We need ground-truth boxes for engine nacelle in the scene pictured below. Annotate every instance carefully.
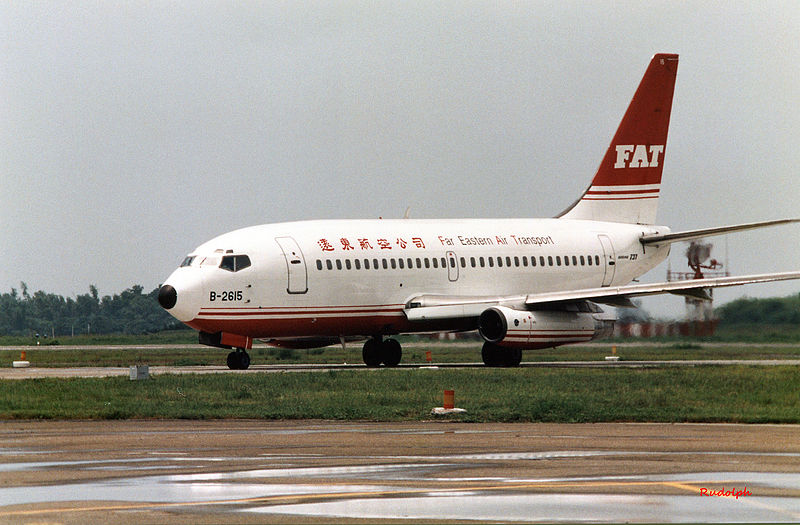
[478,306,533,345]
[478,306,613,349]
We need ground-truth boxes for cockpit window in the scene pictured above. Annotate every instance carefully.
[180,256,196,267]
[220,254,251,272]
[200,256,220,267]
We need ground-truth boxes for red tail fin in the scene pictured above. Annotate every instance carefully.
[560,53,678,224]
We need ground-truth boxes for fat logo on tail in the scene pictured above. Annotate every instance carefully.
[560,53,678,225]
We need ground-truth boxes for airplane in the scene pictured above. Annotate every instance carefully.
[157,53,799,370]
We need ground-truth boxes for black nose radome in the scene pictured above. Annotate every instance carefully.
[158,285,177,309]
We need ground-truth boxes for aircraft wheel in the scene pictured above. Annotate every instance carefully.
[481,343,521,367]
[227,349,251,370]
[505,348,522,367]
[238,350,251,370]
[226,351,239,370]
[381,338,402,367]
[362,338,383,367]
[481,342,502,367]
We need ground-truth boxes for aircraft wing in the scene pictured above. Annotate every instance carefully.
[404,271,800,321]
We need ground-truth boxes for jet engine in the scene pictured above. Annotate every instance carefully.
[478,305,613,349]
[478,306,534,346]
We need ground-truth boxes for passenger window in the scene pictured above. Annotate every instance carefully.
[479,257,485,267]
[497,257,503,268]
[488,257,494,268]
[572,256,578,266]
[564,256,570,266]
[432,258,438,269]
[424,258,430,269]
[219,254,251,272]
[416,258,422,269]
[398,258,404,269]
[336,259,342,270]
[580,255,585,266]
[364,259,370,270]
[547,256,553,266]
[460,257,466,268]
[441,257,447,268]
[540,256,545,266]
[382,259,388,269]
[587,255,592,266]
[407,258,413,269]
[391,259,397,269]
[470,257,476,268]
[316,260,323,270]
[595,255,601,265]
[326,260,333,270]
[514,256,520,267]
[345,259,352,270]
[355,259,361,270]
[556,256,561,266]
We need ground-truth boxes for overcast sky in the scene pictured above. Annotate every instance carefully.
[2,1,798,318]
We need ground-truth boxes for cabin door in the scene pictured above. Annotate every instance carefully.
[598,234,616,287]
[446,251,459,282]
[275,237,308,294]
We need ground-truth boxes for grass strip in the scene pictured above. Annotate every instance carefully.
[1,366,798,423]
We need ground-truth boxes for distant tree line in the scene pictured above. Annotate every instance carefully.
[716,294,800,325]
[618,295,800,325]
[1,282,797,338]
[0,283,180,337]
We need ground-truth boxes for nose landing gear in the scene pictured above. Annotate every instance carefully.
[226,348,251,370]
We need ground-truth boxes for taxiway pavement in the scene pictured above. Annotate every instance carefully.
[1,420,799,523]
[3,359,800,380]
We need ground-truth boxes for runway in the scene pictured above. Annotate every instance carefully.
[1,420,799,523]
[2,359,800,379]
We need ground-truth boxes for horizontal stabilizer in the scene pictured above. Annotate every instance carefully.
[641,218,800,245]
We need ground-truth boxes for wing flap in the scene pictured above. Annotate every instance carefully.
[404,294,526,321]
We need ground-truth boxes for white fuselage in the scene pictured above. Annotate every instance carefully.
[163,218,671,341]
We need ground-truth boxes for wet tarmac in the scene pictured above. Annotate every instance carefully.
[1,420,799,523]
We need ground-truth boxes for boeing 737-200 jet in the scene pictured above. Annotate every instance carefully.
[158,53,799,369]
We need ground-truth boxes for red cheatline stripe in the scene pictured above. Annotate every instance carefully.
[199,305,405,317]
[200,303,403,312]
[585,188,660,195]
[582,195,659,201]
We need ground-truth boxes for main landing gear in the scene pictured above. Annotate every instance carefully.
[226,348,251,370]
[362,337,402,367]
[481,342,522,367]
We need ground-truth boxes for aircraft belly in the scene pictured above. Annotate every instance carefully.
[190,305,473,338]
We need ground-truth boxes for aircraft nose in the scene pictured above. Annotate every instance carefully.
[158,284,178,310]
